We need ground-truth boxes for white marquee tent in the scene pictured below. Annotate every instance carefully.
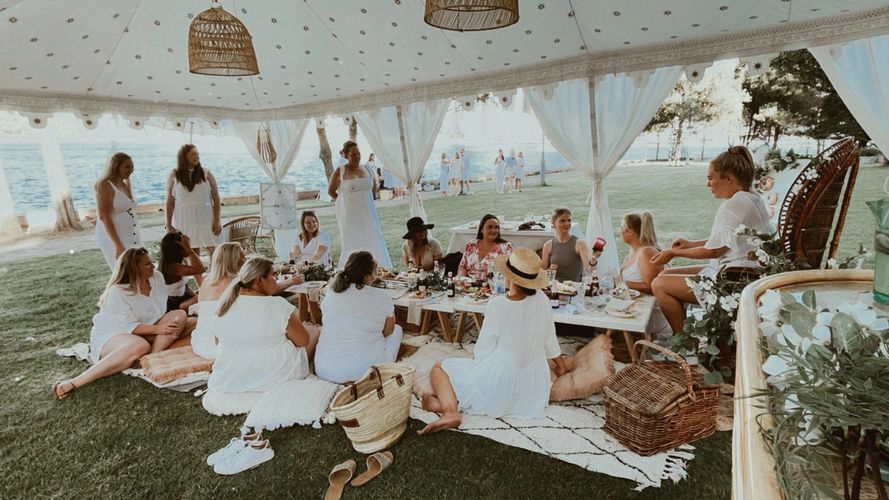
[1,0,888,269]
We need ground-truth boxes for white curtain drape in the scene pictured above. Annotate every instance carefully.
[0,158,22,237]
[232,119,309,259]
[356,99,449,220]
[524,68,682,274]
[810,35,889,156]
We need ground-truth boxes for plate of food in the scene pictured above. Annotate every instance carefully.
[408,290,431,300]
[377,267,397,279]
[553,282,578,296]
[627,289,641,299]
[606,308,636,318]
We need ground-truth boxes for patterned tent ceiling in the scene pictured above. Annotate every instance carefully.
[1,0,888,122]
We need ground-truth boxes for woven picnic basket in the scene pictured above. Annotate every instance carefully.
[329,363,416,454]
[603,340,720,456]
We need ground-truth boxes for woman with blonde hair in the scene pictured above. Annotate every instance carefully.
[619,211,671,336]
[540,208,599,282]
[94,152,142,269]
[205,256,319,402]
[191,242,245,360]
[650,146,771,333]
[52,248,186,400]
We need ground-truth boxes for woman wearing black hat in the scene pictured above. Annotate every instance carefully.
[401,217,444,271]
[417,248,567,435]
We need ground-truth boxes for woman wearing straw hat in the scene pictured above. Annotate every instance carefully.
[418,248,568,434]
[401,216,444,272]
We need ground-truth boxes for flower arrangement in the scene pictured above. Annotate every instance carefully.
[757,289,889,500]
[755,148,804,182]
[673,227,800,384]
[301,262,334,282]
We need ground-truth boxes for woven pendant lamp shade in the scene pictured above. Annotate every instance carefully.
[256,123,278,165]
[188,5,259,76]
[424,0,519,32]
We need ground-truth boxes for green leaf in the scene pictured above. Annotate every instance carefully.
[706,344,721,356]
[802,290,816,310]
[703,371,723,385]
[830,313,863,354]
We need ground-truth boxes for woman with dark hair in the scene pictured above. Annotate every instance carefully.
[327,141,392,269]
[458,214,513,280]
[650,145,771,333]
[401,216,444,271]
[165,144,222,257]
[418,248,566,434]
[53,248,186,400]
[290,211,331,266]
[314,251,402,384]
[158,231,205,311]
[95,152,142,270]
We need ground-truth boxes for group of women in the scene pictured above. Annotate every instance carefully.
[60,144,769,446]
[493,149,526,194]
[438,149,472,196]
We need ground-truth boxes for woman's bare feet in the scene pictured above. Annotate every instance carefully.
[52,380,77,400]
[417,413,461,435]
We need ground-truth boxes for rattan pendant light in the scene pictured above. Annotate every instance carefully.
[188,2,259,76]
[424,0,519,32]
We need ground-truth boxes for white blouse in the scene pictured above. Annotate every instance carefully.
[704,190,771,271]
[89,270,168,363]
[294,230,332,266]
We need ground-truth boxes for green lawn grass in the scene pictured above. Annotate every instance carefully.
[1,163,883,498]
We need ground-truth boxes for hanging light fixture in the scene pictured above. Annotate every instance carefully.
[188,1,259,76]
[424,0,519,32]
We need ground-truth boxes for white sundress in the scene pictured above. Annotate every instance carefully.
[95,181,142,270]
[699,190,772,279]
[438,160,450,190]
[335,166,392,269]
[294,230,332,267]
[89,270,167,363]
[171,176,221,249]
[190,299,219,360]
[441,292,561,419]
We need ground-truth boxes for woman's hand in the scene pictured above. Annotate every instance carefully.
[155,322,180,336]
[650,249,674,266]
[548,264,558,271]
[114,243,126,258]
[179,234,192,251]
[212,220,222,236]
[671,238,691,249]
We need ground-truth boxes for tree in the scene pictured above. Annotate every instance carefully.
[741,49,869,148]
[316,119,334,180]
[347,115,358,143]
[646,78,721,164]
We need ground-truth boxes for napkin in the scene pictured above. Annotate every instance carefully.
[606,298,634,313]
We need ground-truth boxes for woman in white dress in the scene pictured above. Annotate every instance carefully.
[618,212,671,337]
[438,152,450,195]
[95,152,142,270]
[327,141,392,269]
[494,150,506,194]
[315,251,403,384]
[191,242,245,360]
[165,144,222,257]
[418,248,567,434]
[52,248,187,400]
[289,210,331,266]
[651,146,771,333]
[515,151,526,192]
[205,256,319,401]
[450,150,463,195]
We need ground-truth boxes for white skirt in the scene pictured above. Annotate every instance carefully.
[173,203,221,248]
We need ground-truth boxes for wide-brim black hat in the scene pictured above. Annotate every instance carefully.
[402,216,435,239]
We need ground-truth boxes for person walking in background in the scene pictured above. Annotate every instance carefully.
[505,149,518,193]
[438,152,451,196]
[95,152,142,270]
[515,151,526,193]
[460,148,472,195]
[494,149,506,194]
[450,150,463,195]
[165,144,222,258]
[327,140,392,269]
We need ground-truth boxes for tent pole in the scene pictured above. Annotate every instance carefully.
[539,129,546,186]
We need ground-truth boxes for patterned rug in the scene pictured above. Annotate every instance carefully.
[402,336,696,490]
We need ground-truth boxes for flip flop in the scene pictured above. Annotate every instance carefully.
[52,380,77,401]
[324,459,356,500]
[350,451,394,487]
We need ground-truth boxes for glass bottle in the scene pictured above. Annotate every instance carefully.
[446,272,455,298]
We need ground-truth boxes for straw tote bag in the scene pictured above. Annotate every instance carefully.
[329,363,416,454]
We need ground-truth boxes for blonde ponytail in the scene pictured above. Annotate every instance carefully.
[639,211,659,248]
[216,256,273,317]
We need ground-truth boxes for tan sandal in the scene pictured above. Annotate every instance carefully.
[52,380,77,401]
[351,451,393,487]
[324,459,356,500]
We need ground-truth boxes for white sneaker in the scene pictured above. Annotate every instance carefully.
[213,440,275,475]
[207,437,248,466]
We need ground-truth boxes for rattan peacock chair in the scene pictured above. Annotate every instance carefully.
[222,215,261,253]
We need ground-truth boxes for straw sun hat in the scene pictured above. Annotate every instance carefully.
[494,248,549,289]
